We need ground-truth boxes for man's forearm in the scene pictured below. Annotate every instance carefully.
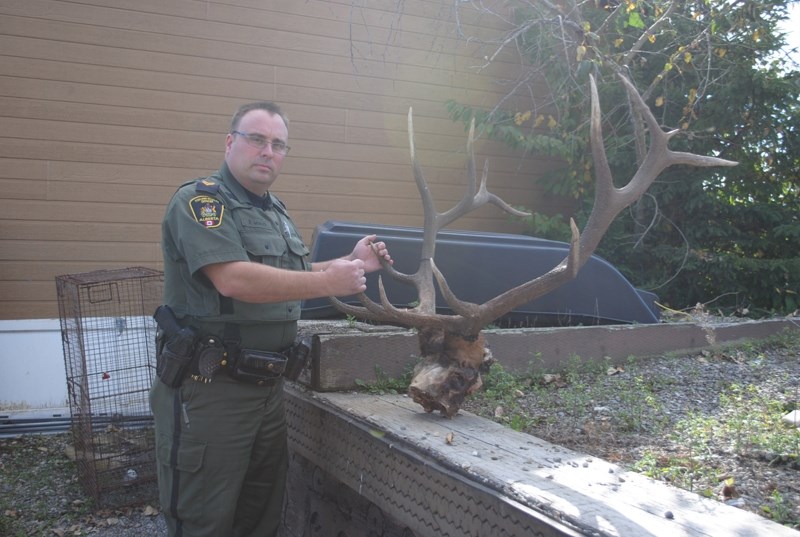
[310,254,352,274]
[202,261,331,303]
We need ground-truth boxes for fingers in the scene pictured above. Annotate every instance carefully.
[369,240,393,264]
[326,258,367,295]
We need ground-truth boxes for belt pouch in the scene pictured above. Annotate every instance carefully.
[230,349,287,384]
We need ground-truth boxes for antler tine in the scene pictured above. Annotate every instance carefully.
[440,122,531,229]
[429,259,480,318]
[462,74,736,331]
[408,108,439,245]
[580,73,737,254]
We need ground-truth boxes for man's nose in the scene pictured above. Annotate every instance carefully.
[260,142,275,156]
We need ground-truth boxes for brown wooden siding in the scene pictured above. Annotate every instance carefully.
[0,0,571,320]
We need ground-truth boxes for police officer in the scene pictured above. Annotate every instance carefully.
[150,101,392,537]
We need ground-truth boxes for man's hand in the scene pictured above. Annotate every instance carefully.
[322,259,367,296]
[350,234,392,273]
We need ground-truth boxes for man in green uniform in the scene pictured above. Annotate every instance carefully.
[150,101,392,537]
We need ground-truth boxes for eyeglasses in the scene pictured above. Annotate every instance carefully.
[231,131,291,155]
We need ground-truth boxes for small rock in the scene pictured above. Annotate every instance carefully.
[781,410,800,427]
[725,498,747,508]
[664,511,674,520]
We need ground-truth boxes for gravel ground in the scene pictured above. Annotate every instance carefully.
[463,328,800,530]
[2,324,798,535]
[0,432,167,536]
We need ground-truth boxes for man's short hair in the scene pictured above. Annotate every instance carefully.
[230,102,289,132]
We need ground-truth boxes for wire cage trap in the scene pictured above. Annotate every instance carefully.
[56,267,163,507]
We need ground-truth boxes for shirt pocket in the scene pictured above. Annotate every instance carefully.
[241,232,287,266]
[285,236,310,257]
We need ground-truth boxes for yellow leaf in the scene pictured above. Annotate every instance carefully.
[648,34,656,44]
[534,115,545,128]
[681,122,689,130]
[547,116,557,129]
[753,29,761,42]
[614,38,625,48]
[684,52,692,64]
[655,96,664,107]
[716,47,727,58]
[514,110,531,126]
[576,45,587,62]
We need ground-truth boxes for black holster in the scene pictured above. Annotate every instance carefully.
[284,338,311,381]
[155,328,199,388]
[153,305,198,388]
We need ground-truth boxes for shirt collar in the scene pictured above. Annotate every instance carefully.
[219,162,273,209]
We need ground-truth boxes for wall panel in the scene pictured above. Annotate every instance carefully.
[0,0,564,319]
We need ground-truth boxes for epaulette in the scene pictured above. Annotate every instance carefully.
[195,178,221,195]
[272,195,289,216]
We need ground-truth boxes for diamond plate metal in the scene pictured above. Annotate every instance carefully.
[285,386,585,537]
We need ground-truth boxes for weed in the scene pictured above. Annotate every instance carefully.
[354,365,414,395]
[763,489,800,526]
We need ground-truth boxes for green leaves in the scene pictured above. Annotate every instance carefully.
[627,11,646,29]
[445,0,799,315]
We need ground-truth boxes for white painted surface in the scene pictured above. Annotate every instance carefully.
[0,319,68,409]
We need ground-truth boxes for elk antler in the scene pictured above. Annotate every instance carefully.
[330,109,530,327]
[332,74,737,337]
[332,73,737,416]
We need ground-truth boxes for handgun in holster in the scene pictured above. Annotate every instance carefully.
[153,305,199,388]
[284,337,311,381]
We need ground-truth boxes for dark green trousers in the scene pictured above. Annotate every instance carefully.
[150,375,288,537]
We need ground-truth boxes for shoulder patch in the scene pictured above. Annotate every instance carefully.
[195,178,221,195]
[189,196,224,228]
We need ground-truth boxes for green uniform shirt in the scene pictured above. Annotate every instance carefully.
[161,162,310,351]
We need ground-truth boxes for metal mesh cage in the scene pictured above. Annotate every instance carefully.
[55,267,163,508]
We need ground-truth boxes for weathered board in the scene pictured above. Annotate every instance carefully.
[295,388,798,537]
[303,318,798,391]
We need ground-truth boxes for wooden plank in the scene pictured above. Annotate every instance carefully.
[310,390,799,537]
[0,95,226,133]
[0,240,160,263]
[306,320,800,390]
[0,260,150,282]
[0,76,250,120]
[3,199,166,224]
[0,56,278,105]
[0,220,160,243]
